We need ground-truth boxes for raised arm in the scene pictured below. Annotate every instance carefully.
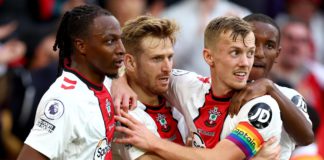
[111,74,138,115]
[115,111,279,160]
[229,78,314,145]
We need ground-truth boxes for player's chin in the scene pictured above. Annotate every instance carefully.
[232,82,247,90]
[106,71,119,79]
[250,69,264,80]
[155,86,168,94]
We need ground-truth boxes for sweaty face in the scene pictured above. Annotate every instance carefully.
[134,37,173,96]
[249,21,280,81]
[210,31,255,91]
[86,15,125,78]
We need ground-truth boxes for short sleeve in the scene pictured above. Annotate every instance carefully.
[25,94,73,159]
[225,95,282,159]
[165,69,210,116]
[124,106,160,160]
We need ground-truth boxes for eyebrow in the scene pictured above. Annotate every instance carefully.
[94,32,121,39]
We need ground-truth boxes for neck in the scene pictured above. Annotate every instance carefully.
[70,56,105,84]
[127,75,160,106]
[210,73,233,97]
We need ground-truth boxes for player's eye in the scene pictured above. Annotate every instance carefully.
[106,39,116,45]
[230,50,239,57]
[153,57,163,62]
[265,43,275,50]
[247,50,255,58]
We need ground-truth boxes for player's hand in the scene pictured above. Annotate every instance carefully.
[114,111,159,151]
[229,78,272,117]
[251,137,280,160]
[111,75,137,116]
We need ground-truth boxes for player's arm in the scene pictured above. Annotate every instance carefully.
[227,95,283,159]
[117,108,164,160]
[111,73,138,115]
[17,144,49,160]
[229,78,313,145]
[115,111,222,160]
[115,111,279,160]
[266,81,313,145]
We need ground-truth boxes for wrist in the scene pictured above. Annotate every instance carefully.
[150,137,169,154]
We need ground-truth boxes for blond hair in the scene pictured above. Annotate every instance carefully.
[122,15,179,55]
[204,16,253,49]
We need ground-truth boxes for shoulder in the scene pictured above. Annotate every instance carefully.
[275,84,308,113]
[275,84,301,98]
[239,95,280,129]
[244,95,279,109]
[128,101,153,123]
[171,69,211,87]
[39,72,86,110]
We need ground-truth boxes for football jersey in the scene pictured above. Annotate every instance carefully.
[25,67,115,160]
[121,98,188,160]
[165,69,230,148]
[276,84,312,160]
[221,95,282,159]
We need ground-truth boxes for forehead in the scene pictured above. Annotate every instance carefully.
[251,21,279,43]
[90,15,121,37]
[218,30,255,47]
[140,36,174,55]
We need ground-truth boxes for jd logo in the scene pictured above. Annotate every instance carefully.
[291,95,307,113]
[248,103,272,129]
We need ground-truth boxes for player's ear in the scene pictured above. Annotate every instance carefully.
[124,53,136,72]
[73,38,86,55]
[273,46,281,64]
[276,46,281,58]
[203,48,214,67]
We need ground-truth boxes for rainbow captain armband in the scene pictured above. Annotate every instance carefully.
[225,122,264,159]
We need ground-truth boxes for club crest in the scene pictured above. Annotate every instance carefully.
[204,107,221,127]
[106,99,112,119]
[156,113,171,132]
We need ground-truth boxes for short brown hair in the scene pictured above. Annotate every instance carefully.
[122,15,179,56]
[204,16,253,49]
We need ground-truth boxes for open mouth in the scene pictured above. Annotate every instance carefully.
[253,62,265,68]
[158,76,170,84]
[114,59,124,68]
[233,71,248,81]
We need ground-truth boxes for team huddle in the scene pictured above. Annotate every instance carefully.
[17,4,313,160]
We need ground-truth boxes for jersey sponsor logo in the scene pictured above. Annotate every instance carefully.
[172,69,190,76]
[197,128,215,137]
[291,95,308,113]
[44,99,64,120]
[93,137,111,160]
[156,113,171,132]
[36,118,56,133]
[248,103,272,129]
[192,132,206,148]
[204,107,221,127]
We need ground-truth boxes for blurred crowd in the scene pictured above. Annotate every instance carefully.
[0,0,323,159]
